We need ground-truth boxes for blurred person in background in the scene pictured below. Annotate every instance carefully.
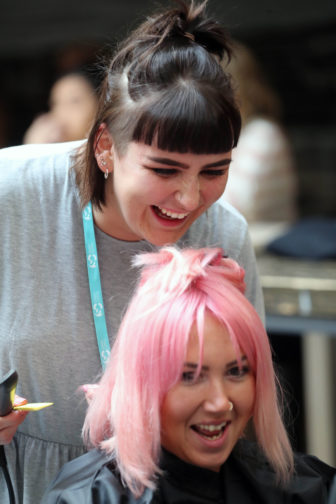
[23,70,99,144]
[220,41,298,223]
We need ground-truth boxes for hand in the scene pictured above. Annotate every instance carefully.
[23,113,65,144]
[0,396,28,445]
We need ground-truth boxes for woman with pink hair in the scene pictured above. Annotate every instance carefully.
[43,247,335,503]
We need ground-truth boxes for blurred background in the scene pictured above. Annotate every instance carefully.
[1,0,335,462]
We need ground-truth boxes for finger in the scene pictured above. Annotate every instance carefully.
[14,395,28,407]
[0,410,28,445]
[0,424,20,444]
[0,409,28,428]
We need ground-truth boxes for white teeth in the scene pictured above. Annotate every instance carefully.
[197,422,227,432]
[207,432,222,440]
[157,206,189,219]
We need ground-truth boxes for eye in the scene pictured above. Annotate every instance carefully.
[227,365,250,379]
[201,168,228,178]
[181,371,196,383]
[181,369,207,384]
[147,167,179,177]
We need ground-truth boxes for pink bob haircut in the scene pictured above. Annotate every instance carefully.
[83,247,294,496]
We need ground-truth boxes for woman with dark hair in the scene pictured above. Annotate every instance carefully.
[0,2,264,502]
[43,247,335,503]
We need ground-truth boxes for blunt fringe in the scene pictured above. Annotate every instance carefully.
[73,0,241,209]
[83,247,294,496]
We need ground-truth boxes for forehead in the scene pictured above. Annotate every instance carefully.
[186,314,240,365]
[51,75,93,99]
[123,141,232,164]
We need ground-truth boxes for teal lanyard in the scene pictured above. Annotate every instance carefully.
[82,201,110,369]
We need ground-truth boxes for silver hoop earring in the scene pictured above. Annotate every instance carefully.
[104,169,109,180]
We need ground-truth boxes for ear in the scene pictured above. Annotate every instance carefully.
[94,123,115,175]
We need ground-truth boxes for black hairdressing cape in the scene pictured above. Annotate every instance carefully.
[42,440,335,503]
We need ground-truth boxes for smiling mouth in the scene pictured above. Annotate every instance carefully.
[191,421,229,441]
[152,206,189,221]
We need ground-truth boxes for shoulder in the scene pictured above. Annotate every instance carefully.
[183,200,249,255]
[183,201,265,319]
[293,451,336,486]
[42,450,122,503]
[231,440,336,503]
[0,140,85,160]
[211,198,248,226]
[42,449,154,504]
[214,197,248,229]
[287,452,335,503]
[0,141,84,209]
[0,140,84,187]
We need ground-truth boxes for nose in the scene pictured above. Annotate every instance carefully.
[175,176,201,211]
[203,380,232,413]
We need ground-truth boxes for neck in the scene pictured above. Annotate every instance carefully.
[91,203,141,242]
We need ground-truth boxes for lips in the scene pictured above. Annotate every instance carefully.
[153,206,189,221]
[191,421,230,441]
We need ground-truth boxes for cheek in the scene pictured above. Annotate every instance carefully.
[161,389,195,428]
[142,176,177,200]
[237,379,256,417]
[113,164,147,192]
[226,377,255,421]
[203,176,229,203]
[77,104,93,122]
[161,393,183,428]
[119,178,174,206]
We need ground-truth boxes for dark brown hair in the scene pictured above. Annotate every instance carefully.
[74,0,241,209]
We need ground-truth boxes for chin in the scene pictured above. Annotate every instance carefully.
[196,457,226,473]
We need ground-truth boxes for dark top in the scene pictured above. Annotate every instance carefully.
[42,440,336,503]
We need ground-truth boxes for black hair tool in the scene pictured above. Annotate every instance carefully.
[0,369,53,503]
[0,369,19,504]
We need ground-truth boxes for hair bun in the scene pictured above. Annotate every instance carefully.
[110,1,233,70]
[133,246,246,298]
[173,1,233,60]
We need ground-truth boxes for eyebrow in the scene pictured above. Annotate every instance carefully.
[184,356,248,371]
[145,156,231,169]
